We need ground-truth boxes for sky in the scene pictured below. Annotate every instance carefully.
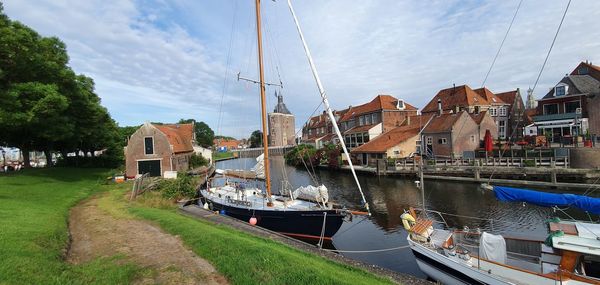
[4,0,600,138]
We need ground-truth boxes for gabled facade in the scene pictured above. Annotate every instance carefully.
[533,70,600,142]
[301,109,348,148]
[421,111,483,158]
[339,95,418,150]
[496,88,526,140]
[572,61,600,137]
[125,122,195,177]
[422,84,510,139]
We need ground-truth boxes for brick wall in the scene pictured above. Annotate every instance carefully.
[125,124,173,177]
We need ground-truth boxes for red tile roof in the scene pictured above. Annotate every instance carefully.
[340,95,417,122]
[423,111,468,133]
[154,124,194,153]
[473,87,507,105]
[469,110,489,125]
[495,90,518,105]
[351,116,430,153]
[422,85,489,113]
[344,124,377,135]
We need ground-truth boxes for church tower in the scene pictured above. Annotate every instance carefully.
[268,91,296,146]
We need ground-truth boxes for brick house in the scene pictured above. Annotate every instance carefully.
[351,114,432,166]
[213,138,239,151]
[495,88,526,140]
[339,95,418,150]
[572,61,600,138]
[469,110,498,142]
[125,122,194,177]
[533,62,600,143]
[422,111,483,158]
[301,109,348,148]
[422,84,510,139]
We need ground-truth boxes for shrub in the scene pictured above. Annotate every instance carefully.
[189,153,208,168]
[285,144,317,166]
[156,172,197,200]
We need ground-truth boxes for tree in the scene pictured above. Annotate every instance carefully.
[249,130,263,148]
[178,119,214,148]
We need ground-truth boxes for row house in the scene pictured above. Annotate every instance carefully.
[351,114,432,166]
[300,109,348,148]
[496,89,526,140]
[339,95,418,150]
[421,84,517,140]
[532,61,600,142]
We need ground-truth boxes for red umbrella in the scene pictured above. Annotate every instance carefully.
[484,129,493,153]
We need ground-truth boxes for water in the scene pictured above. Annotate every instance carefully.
[216,157,599,279]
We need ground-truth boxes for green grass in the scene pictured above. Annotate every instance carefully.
[0,168,139,285]
[213,151,234,161]
[125,199,394,284]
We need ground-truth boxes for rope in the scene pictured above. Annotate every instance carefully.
[317,212,327,249]
[531,0,572,94]
[481,0,523,87]
[319,245,410,253]
[216,0,239,138]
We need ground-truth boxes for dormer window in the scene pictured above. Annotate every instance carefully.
[555,85,567,96]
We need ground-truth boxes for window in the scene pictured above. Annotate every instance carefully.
[426,136,433,145]
[393,150,400,155]
[470,135,476,143]
[439,138,448,144]
[499,107,507,116]
[144,137,154,155]
[363,133,370,143]
[371,113,377,124]
[565,101,581,113]
[499,121,506,139]
[555,86,566,96]
[489,107,497,116]
[543,104,559,115]
[365,114,371,125]
[309,129,313,135]
[357,134,363,144]
[345,135,350,145]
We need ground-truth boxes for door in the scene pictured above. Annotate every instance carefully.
[138,160,161,177]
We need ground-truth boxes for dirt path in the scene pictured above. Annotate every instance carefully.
[68,196,228,285]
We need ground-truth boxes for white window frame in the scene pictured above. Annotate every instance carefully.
[144,136,154,155]
[440,138,448,145]
[426,136,433,145]
[499,107,507,117]
[489,107,497,116]
[499,120,506,139]
[555,85,567,96]
[359,116,364,126]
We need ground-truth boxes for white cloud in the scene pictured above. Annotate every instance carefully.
[4,0,600,138]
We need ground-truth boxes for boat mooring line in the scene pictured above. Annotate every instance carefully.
[319,244,410,254]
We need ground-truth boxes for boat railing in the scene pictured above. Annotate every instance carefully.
[414,207,537,233]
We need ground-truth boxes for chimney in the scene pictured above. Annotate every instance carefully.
[454,105,460,114]
[437,98,443,115]
[406,116,411,125]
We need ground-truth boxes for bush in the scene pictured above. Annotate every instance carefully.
[156,172,197,200]
[189,153,208,168]
[285,144,317,166]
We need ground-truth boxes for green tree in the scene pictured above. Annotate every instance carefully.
[178,119,214,148]
[249,130,263,148]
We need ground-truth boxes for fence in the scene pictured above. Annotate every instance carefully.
[392,156,569,170]
[129,173,158,200]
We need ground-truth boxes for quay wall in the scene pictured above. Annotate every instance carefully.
[570,148,600,169]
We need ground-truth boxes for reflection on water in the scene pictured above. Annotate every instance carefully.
[217,157,599,279]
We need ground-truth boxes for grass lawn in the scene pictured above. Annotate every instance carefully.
[0,168,139,285]
[213,151,234,161]
[1,168,395,285]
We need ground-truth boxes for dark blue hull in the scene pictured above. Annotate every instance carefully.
[200,196,346,240]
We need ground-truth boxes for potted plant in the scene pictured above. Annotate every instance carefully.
[584,129,593,147]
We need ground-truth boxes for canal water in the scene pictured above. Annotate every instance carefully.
[216,157,599,279]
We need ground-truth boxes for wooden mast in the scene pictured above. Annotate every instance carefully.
[255,0,273,205]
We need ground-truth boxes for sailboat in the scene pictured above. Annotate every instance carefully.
[402,158,600,283]
[199,0,370,241]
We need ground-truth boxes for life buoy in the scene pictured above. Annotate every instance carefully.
[401,212,416,231]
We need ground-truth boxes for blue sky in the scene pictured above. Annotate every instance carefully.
[4,0,600,138]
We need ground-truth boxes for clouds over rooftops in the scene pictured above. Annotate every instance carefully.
[4,0,600,138]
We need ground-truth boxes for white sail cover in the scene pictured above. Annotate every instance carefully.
[251,153,265,179]
[479,232,507,264]
[293,185,329,204]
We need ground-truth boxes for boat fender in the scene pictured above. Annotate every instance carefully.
[401,212,416,231]
[220,209,226,215]
[249,217,257,225]
[203,203,209,210]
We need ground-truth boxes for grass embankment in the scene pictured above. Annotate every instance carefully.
[1,168,394,284]
[111,184,395,284]
[213,151,234,161]
[0,168,138,285]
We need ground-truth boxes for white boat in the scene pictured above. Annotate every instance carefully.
[402,184,600,284]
